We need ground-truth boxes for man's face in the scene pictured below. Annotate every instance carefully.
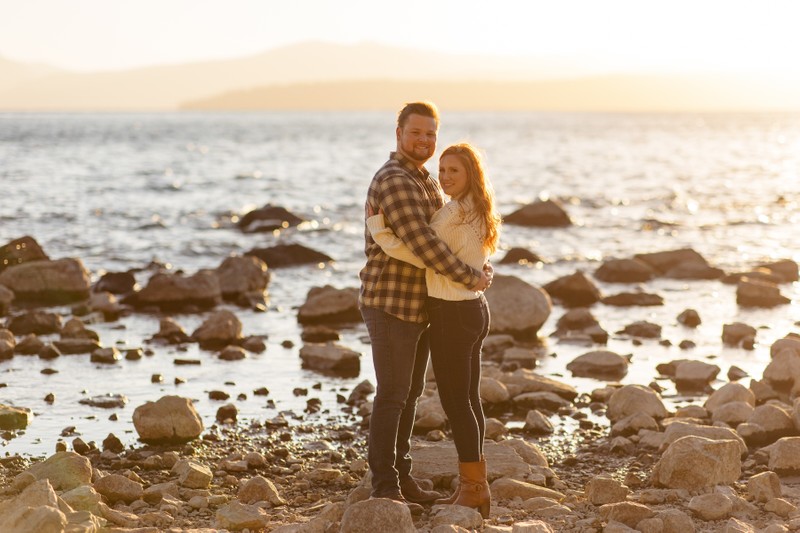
[396,114,438,166]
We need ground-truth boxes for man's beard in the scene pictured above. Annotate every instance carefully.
[403,142,434,164]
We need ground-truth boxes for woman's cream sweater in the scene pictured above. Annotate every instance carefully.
[366,199,487,301]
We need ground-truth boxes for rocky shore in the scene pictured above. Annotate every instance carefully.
[2,206,800,532]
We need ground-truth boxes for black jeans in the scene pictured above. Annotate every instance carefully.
[360,306,429,497]
[427,295,490,463]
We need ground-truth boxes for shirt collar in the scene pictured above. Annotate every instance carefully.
[391,151,430,180]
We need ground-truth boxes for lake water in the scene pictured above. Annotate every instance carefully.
[1,111,799,457]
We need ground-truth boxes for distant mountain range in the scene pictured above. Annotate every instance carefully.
[2,41,799,112]
[181,76,800,112]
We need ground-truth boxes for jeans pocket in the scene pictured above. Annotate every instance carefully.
[455,301,487,339]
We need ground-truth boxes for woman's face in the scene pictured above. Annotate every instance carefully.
[439,154,469,199]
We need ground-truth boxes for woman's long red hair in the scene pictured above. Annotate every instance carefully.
[441,143,501,254]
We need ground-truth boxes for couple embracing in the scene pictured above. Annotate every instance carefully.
[359,101,501,518]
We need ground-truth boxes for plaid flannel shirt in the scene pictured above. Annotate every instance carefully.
[359,152,481,323]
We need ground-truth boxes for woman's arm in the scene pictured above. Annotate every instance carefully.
[365,214,426,269]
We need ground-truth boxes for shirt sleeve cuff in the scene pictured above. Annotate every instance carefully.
[366,214,387,235]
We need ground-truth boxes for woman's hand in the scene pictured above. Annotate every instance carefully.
[365,204,382,218]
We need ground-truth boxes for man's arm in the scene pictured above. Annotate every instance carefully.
[366,214,427,269]
[377,173,481,288]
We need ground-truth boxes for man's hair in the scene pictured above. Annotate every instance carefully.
[397,101,439,129]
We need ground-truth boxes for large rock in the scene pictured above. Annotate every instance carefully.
[757,259,799,282]
[617,321,661,338]
[480,377,511,404]
[767,437,800,473]
[408,441,531,485]
[601,292,664,307]
[413,391,447,431]
[498,247,542,265]
[585,476,629,505]
[0,258,90,304]
[132,395,203,444]
[12,334,43,356]
[0,479,66,533]
[490,478,564,501]
[246,243,332,268]
[238,476,286,506]
[0,329,15,360]
[24,451,92,491]
[94,271,136,294]
[0,285,13,316]
[299,342,360,374]
[722,322,757,347]
[60,485,103,515]
[634,248,723,279]
[499,368,578,401]
[770,337,800,358]
[513,391,571,412]
[598,502,655,528]
[659,421,747,457]
[93,474,144,504]
[172,459,213,489]
[215,255,269,300]
[594,258,656,283]
[191,310,243,349]
[704,382,755,414]
[736,278,790,308]
[712,402,753,427]
[297,285,360,324]
[484,275,551,340]
[131,270,221,310]
[504,199,572,227]
[237,204,305,233]
[339,498,415,533]
[152,317,191,344]
[674,360,720,390]
[607,385,668,422]
[542,271,601,307]
[0,236,48,272]
[53,338,100,355]
[7,310,62,336]
[651,436,741,490]
[747,471,782,503]
[687,492,733,521]
[497,438,549,467]
[551,307,609,344]
[763,348,800,395]
[215,501,270,531]
[0,404,31,430]
[739,403,795,445]
[566,350,628,379]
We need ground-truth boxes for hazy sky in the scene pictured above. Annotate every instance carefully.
[2,0,800,75]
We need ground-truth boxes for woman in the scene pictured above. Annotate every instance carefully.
[366,142,500,518]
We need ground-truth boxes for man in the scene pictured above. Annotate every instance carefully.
[359,101,491,508]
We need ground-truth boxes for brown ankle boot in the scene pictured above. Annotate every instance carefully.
[452,459,490,518]
[435,455,485,505]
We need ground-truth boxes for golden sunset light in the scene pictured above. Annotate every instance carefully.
[2,0,800,111]
[2,1,800,531]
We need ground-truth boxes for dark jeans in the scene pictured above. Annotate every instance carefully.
[360,306,429,497]
[427,295,490,463]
